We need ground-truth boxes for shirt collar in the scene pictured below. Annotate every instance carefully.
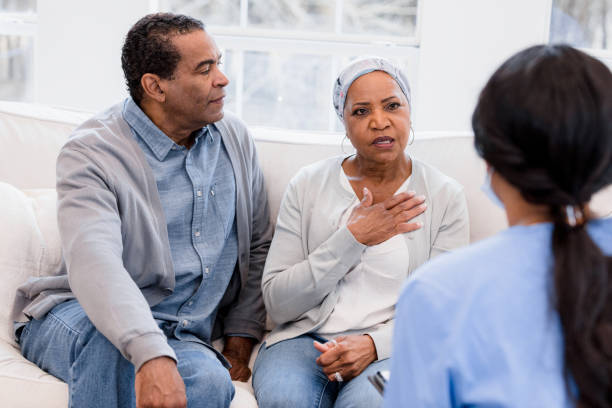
[122,98,209,161]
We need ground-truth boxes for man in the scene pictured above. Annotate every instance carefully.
[12,13,272,408]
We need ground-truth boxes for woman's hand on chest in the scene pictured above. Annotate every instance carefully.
[347,187,426,246]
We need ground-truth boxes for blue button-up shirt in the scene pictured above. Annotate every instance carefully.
[123,98,238,350]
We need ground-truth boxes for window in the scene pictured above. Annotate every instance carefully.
[0,0,36,102]
[156,0,420,132]
[550,0,611,51]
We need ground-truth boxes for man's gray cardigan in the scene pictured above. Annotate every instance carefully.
[12,102,273,371]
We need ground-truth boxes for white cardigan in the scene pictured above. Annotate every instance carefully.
[261,155,470,360]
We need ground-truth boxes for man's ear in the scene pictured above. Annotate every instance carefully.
[141,73,166,103]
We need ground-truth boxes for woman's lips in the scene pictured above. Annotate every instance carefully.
[372,136,395,148]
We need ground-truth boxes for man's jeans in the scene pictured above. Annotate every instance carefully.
[18,299,234,408]
[252,334,387,408]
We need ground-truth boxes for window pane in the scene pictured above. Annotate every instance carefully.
[158,0,241,27]
[241,51,331,131]
[550,0,612,49]
[0,35,34,101]
[0,0,36,13]
[220,49,238,114]
[343,0,418,37]
[247,0,334,32]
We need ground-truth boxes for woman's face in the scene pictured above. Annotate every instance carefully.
[343,71,411,164]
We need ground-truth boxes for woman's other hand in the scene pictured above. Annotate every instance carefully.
[347,187,426,246]
[313,335,378,382]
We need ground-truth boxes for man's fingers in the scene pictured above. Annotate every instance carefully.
[230,366,251,382]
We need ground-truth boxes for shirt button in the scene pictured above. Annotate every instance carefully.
[188,300,193,306]
[205,267,210,274]
[197,190,202,197]
[182,320,188,327]
[210,189,215,196]
[194,231,201,237]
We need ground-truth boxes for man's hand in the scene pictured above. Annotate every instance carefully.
[222,336,256,382]
[135,356,187,408]
[314,335,377,382]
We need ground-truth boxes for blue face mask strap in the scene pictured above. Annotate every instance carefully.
[481,167,505,209]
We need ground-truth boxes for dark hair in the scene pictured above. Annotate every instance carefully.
[121,13,204,104]
[473,45,612,407]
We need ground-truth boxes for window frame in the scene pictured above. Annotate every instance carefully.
[545,0,612,64]
[152,0,423,135]
[0,9,37,102]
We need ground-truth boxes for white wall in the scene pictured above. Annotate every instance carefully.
[34,0,556,132]
[36,0,149,111]
[414,0,552,132]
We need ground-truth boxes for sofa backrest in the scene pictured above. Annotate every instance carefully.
[1,100,610,243]
[1,101,611,346]
[0,102,90,190]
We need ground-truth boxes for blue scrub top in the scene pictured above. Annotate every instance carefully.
[384,218,612,407]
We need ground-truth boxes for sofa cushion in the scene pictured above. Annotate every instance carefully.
[0,183,62,345]
[0,337,257,408]
[0,340,68,408]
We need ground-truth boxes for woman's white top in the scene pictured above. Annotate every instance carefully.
[262,155,470,360]
[317,172,411,337]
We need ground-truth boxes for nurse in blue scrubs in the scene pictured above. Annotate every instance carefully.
[385,44,612,408]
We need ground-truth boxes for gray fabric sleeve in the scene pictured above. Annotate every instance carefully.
[431,187,470,258]
[223,129,273,340]
[262,178,366,326]
[57,146,175,371]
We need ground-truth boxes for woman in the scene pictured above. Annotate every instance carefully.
[252,57,470,407]
[384,45,612,407]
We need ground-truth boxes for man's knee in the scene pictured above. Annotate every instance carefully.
[77,324,123,360]
[72,326,134,384]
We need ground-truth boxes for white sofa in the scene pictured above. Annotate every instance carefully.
[0,101,610,408]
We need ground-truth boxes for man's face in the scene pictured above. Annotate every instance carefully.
[161,30,229,128]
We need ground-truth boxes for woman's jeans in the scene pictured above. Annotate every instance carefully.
[252,334,388,408]
[18,299,234,408]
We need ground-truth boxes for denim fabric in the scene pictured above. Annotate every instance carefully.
[123,98,238,347]
[19,299,234,408]
[252,334,386,408]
